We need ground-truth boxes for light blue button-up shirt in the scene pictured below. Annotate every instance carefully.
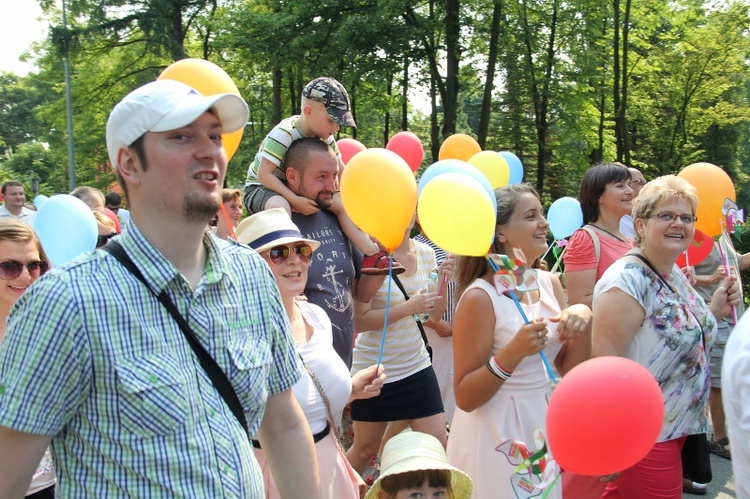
[0,219,300,497]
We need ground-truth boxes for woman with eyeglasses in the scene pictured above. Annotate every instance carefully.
[0,219,56,498]
[236,208,385,499]
[592,175,739,498]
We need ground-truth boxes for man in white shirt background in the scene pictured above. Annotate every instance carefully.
[0,180,35,226]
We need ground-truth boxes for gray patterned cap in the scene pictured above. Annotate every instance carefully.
[302,77,356,128]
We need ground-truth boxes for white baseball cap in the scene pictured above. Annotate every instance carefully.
[106,79,249,170]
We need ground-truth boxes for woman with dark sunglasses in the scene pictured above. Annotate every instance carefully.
[236,208,386,499]
[0,219,56,498]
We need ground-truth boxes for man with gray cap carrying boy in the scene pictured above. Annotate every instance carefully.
[0,79,321,498]
[244,76,403,276]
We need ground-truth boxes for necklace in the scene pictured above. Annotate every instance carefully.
[588,223,626,243]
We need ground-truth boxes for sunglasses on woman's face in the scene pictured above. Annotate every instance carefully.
[0,260,49,281]
[267,243,313,265]
[97,232,118,248]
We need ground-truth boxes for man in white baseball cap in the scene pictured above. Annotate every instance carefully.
[0,79,321,498]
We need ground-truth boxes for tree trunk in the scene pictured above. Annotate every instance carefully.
[612,0,623,161]
[620,0,632,164]
[443,0,460,138]
[478,0,502,148]
[272,67,282,125]
[385,72,392,146]
[401,56,408,131]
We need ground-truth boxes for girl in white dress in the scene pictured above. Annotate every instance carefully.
[447,184,592,498]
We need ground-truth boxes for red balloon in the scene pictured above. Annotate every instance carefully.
[676,229,714,268]
[386,131,424,172]
[337,138,366,165]
[546,357,664,476]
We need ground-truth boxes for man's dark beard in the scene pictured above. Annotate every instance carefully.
[183,193,221,223]
[315,191,334,210]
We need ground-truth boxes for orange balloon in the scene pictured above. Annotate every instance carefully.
[438,134,481,162]
[340,149,417,251]
[677,162,735,237]
[159,59,244,161]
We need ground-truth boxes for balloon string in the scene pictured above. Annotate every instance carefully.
[219,203,237,240]
[374,258,394,381]
[487,258,557,384]
[716,241,738,325]
[540,472,562,499]
[549,246,566,274]
[540,240,555,262]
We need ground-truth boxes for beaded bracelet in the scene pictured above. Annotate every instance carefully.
[486,356,512,380]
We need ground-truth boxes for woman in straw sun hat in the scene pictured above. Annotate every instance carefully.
[366,430,472,499]
[236,208,386,499]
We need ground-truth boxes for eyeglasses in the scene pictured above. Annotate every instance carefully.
[648,212,697,224]
[97,232,118,248]
[267,243,313,265]
[630,179,646,186]
[0,260,49,281]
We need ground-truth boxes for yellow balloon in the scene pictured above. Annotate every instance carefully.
[341,149,417,251]
[159,59,244,161]
[677,162,736,237]
[438,134,482,162]
[418,172,496,256]
[468,151,510,189]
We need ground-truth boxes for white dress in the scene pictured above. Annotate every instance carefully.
[447,272,563,499]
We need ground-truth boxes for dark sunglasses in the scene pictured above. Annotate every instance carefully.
[97,232,119,248]
[0,260,49,281]
[267,243,313,265]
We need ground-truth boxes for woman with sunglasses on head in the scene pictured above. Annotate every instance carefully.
[593,176,739,498]
[236,208,385,499]
[0,219,56,498]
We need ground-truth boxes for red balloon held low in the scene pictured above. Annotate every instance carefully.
[546,356,664,476]
[386,131,424,172]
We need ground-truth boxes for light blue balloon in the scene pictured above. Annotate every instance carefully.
[33,195,48,210]
[547,197,583,240]
[499,151,524,185]
[418,159,498,213]
[33,194,98,266]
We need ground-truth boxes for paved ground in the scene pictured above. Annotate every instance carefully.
[684,437,735,499]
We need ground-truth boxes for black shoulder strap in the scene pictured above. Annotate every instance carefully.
[391,274,431,350]
[101,241,249,439]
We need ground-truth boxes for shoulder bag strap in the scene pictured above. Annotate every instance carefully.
[580,225,601,264]
[101,241,250,439]
[391,274,431,351]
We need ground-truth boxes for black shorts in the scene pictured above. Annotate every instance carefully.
[243,184,282,215]
[350,366,444,422]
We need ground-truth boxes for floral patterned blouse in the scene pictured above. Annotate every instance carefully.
[594,258,717,441]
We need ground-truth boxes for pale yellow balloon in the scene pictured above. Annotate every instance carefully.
[468,151,510,189]
[340,148,417,252]
[417,173,496,256]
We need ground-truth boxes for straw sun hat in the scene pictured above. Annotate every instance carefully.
[235,208,320,253]
[366,431,472,499]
